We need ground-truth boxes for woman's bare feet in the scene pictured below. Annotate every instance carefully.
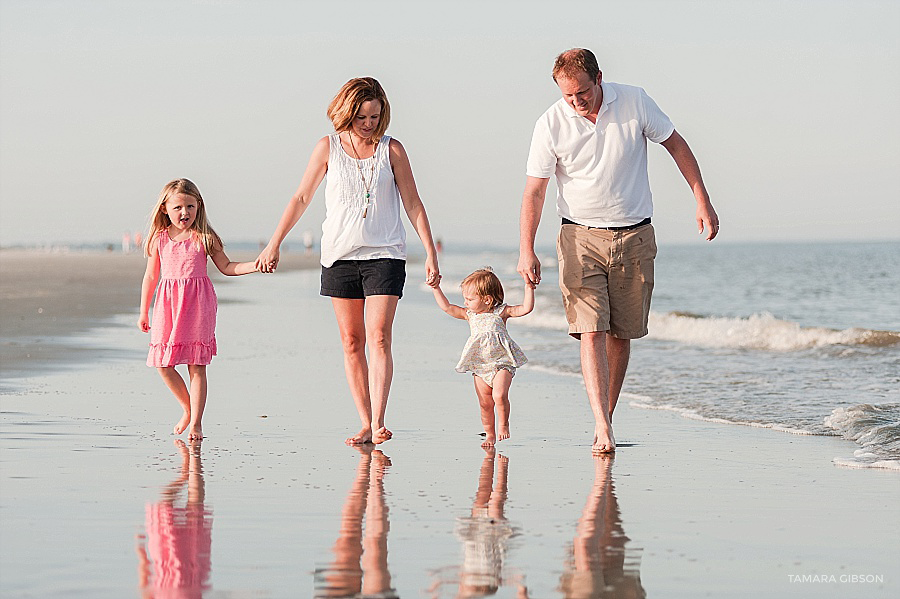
[188,425,203,441]
[346,427,373,445]
[174,411,190,435]
[592,426,616,454]
[372,426,393,444]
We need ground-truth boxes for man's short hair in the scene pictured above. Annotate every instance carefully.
[552,48,601,82]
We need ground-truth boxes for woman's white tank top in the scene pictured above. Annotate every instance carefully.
[320,134,407,267]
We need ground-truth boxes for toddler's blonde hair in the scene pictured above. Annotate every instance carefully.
[145,178,223,257]
[460,268,504,308]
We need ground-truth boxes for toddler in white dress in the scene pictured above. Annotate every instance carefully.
[432,268,534,447]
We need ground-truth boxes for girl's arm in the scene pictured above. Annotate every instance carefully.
[255,137,329,272]
[211,246,258,276]
[138,237,161,332]
[432,281,467,320]
[389,138,440,287]
[503,281,535,319]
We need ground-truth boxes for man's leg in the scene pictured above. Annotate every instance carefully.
[606,336,630,421]
[580,331,616,453]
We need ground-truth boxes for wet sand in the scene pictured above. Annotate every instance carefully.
[0,256,897,598]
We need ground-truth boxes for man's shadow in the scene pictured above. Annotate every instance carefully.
[136,439,213,599]
[558,454,645,598]
[314,446,397,598]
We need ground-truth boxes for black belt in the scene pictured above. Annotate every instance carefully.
[561,216,651,231]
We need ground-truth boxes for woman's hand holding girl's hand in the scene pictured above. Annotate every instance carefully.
[424,255,440,288]
[255,244,280,274]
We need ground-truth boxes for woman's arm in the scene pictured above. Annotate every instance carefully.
[256,137,329,272]
[389,138,440,286]
[211,246,258,276]
[432,281,467,320]
[138,237,161,332]
[503,281,535,318]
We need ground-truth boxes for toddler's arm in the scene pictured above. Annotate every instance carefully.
[212,247,259,276]
[138,238,161,332]
[503,281,535,318]
[431,279,467,320]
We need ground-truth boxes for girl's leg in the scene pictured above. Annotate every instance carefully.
[363,295,398,444]
[491,369,513,442]
[473,375,497,447]
[157,367,191,435]
[332,298,374,445]
[187,364,207,440]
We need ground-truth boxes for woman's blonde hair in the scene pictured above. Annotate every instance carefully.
[326,77,391,140]
[145,178,222,257]
[460,268,504,308]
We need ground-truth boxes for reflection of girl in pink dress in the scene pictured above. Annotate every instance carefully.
[137,440,212,599]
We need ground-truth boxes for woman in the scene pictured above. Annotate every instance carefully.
[256,77,440,445]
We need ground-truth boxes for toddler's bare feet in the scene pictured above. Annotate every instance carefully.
[188,425,203,441]
[174,411,190,435]
[346,427,373,445]
[498,425,510,442]
[372,426,393,444]
[481,434,496,448]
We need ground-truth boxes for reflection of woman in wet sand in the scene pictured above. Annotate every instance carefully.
[429,449,527,598]
[315,446,397,599]
[558,455,645,599]
[136,439,212,599]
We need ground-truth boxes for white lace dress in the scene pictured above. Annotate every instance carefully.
[456,304,527,386]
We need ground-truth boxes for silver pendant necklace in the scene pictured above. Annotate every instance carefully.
[348,131,377,218]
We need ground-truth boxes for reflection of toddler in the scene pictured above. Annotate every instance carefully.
[432,268,534,447]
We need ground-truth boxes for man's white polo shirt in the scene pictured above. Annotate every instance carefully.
[526,81,675,228]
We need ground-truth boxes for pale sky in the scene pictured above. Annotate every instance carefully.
[1,0,898,249]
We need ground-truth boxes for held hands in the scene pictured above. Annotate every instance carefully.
[424,255,440,288]
[516,251,541,287]
[255,244,280,274]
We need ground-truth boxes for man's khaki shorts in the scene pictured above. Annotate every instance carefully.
[557,222,657,339]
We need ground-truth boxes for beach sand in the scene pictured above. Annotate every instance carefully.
[0,251,897,598]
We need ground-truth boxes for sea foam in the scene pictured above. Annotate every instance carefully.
[825,403,900,470]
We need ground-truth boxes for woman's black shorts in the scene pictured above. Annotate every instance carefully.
[320,258,406,299]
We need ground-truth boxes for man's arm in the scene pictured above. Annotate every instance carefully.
[517,176,551,285]
[660,130,719,241]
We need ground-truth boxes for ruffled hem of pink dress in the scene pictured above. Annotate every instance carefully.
[147,340,217,367]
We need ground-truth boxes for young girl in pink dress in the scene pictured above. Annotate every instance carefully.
[139,178,257,440]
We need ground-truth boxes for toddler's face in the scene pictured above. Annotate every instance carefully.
[462,286,493,313]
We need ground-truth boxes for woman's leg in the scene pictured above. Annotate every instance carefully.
[157,366,191,435]
[364,295,399,444]
[332,298,373,444]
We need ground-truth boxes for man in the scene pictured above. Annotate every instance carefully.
[517,48,719,453]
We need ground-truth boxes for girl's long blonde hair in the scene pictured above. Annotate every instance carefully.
[145,178,222,257]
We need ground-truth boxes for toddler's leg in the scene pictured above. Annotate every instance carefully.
[187,364,207,440]
[157,367,191,435]
[473,375,496,448]
[491,369,513,442]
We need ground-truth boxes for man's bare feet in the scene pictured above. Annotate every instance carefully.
[174,411,190,435]
[592,426,616,453]
[498,425,510,442]
[345,427,373,445]
[188,425,203,441]
[372,426,393,444]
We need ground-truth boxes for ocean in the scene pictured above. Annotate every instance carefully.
[435,240,900,471]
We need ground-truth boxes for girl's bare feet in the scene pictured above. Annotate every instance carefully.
[372,426,392,444]
[346,427,373,445]
[481,434,496,449]
[174,411,190,435]
[188,425,203,441]
[498,425,510,442]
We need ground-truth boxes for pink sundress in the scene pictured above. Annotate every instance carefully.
[147,230,217,367]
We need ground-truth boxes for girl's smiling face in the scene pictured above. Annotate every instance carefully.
[163,192,198,231]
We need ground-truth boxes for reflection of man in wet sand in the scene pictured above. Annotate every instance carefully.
[136,439,212,599]
[558,455,645,599]
[315,446,397,599]
[429,449,527,598]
